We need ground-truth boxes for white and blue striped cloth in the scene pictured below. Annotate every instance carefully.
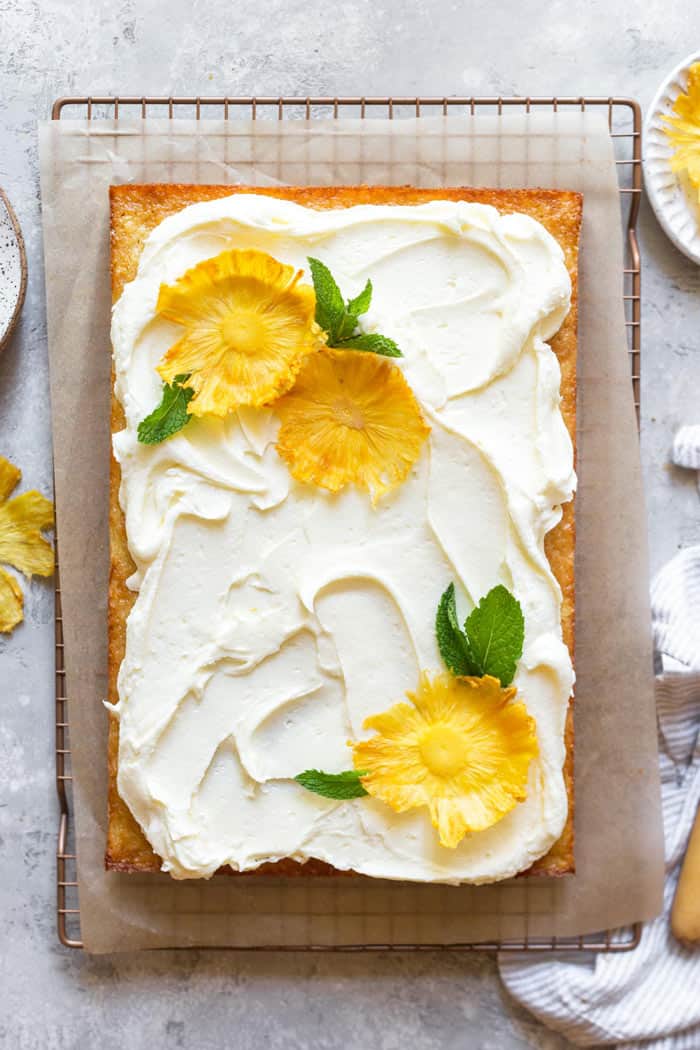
[499,429,700,1049]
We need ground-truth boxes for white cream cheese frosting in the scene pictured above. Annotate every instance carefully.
[110,193,576,883]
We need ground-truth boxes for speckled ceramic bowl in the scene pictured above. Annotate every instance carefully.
[0,187,27,351]
[644,50,700,265]
[0,187,27,350]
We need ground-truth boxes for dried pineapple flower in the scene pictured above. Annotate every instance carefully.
[274,347,430,502]
[0,569,23,634]
[352,672,538,848]
[0,456,54,634]
[156,249,323,417]
[662,62,700,204]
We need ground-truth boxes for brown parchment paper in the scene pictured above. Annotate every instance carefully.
[38,113,664,954]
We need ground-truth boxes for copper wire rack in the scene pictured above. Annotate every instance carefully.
[53,94,643,953]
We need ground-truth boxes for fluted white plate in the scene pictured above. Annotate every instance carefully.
[644,50,700,265]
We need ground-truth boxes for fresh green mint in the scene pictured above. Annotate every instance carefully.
[137,374,194,445]
[307,257,346,339]
[307,257,402,358]
[464,585,525,686]
[436,583,478,677]
[435,583,525,686]
[336,333,402,357]
[295,768,369,800]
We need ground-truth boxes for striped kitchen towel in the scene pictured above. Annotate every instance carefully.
[673,426,700,475]
[498,429,700,1048]
[499,549,700,1047]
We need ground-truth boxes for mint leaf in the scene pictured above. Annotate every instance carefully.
[337,280,372,340]
[463,585,525,686]
[346,278,372,320]
[308,257,345,342]
[295,769,369,800]
[137,374,194,445]
[436,583,477,677]
[338,333,402,358]
[336,312,360,341]
[307,258,402,357]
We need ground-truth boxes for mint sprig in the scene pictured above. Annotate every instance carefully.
[337,333,402,357]
[295,769,369,800]
[465,585,525,686]
[307,257,402,358]
[137,374,194,445]
[436,583,524,686]
[308,257,346,338]
[436,583,478,677]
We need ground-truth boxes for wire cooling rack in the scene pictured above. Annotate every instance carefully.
[53,95,642,953]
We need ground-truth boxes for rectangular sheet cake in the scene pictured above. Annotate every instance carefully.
[107,185,581,881]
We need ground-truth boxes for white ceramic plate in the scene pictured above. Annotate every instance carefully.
[644,50,700,265]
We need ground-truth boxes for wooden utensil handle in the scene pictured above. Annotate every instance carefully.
[671,798,700,944]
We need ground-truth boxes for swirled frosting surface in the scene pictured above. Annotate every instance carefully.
[111,193,575,882]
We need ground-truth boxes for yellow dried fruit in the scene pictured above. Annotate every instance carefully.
[274,347,430,502]
[352,672,538,848]
[156,249,323,417]
[0,568,23,633]
[662,62,700,204]
[0,455,54,634]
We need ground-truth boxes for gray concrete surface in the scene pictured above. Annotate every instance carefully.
[1,2,699,1047]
